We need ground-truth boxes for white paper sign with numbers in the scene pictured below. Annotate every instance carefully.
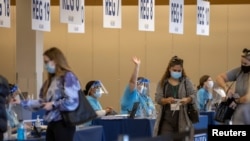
[138,0,155,31]
[196,0,210,36]
[32,0,51,32]
[169,0,184,34]
[68,0,85,33]
[0,0,11,28]
[60,0,82,24]
[103,0,121,28]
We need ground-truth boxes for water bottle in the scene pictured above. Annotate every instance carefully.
[17,121,26,140]
[118,135,129,141]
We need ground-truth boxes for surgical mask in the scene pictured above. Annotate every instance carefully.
[170,71,182,79]
[139,86,144,94]
[45,62,56,74]
[94,89,102,98]
[241,65,250,73]
[207,81,214,88]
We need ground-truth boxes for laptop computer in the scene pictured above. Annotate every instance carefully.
[129,102,140,119]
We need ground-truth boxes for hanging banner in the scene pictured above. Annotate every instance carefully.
[0,0,11,28]
[138,0,155,31]
[169,0,184,34]
[60,0,82,24]
[32,0,51,32]
[68,0,85,33]
[103,0,121,28]
[196,0,210,36]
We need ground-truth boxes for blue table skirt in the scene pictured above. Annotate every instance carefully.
[199,111,221,125]
[92,118,155,141]
[4,125,105,141]
[193,115,208,130]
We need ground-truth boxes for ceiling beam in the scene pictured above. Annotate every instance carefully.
[11,0,250,6]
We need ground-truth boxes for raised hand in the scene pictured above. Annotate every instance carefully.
[132,56,141,66]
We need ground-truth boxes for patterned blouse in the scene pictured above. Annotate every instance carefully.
[21,72,81,123]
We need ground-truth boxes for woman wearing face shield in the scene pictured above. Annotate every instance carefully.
[153,56,197,141]
[120,56,155,117]
[5,84,23,134]
[83,80,114,117]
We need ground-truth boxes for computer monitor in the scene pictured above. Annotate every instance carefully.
[129,102,140,119]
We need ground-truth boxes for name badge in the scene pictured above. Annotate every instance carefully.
[171,103,180,111]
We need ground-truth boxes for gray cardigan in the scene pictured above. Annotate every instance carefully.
[153,77,197,139]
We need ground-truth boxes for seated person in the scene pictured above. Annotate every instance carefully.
[6,84,32,134]
[83,80,115,117]
[120,56,155,117]
[197,75,214,111]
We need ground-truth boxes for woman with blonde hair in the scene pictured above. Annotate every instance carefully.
[12,47,81,141]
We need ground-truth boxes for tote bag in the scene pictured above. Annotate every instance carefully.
[214,97,236,123]
[61,90,97,126]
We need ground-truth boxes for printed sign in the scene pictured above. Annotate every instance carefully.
[32,0,51,32]
[196,0,210,36]
[194,133,207,141]
[68,0,85,33]
[60,0,82,24]
[103,0,121,28]
[169,0,184,34]
[138,0,155,31]
[0,0,11,28]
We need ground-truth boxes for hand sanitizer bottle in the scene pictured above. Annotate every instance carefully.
[35,115,42,133]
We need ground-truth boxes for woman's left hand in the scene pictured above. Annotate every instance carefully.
[180,97,191,105]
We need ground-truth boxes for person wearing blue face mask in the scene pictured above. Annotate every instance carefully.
[120,56,155,117]
[12,47,82,141]
[84,80,115,117]
[153,56,197,141]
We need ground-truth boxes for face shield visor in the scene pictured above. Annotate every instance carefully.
[137,78,150,95]
[9,84,25,100]
[89,80,108,94]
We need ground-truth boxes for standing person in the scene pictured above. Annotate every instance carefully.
[120,56,155,117]
[83,80,115,117]
[153,56,197,141]
[12,47,81,141]
[0,75,10,141]
[216,48,250,121]
[232,90,250,124]
[196,75,214,111]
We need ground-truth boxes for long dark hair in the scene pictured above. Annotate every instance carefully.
[159,56,187,88]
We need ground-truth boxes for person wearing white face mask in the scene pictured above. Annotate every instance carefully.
[120,56,155,117]
[84,80,115,117]
[197,75,214,111]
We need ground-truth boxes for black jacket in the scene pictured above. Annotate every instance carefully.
[0,95,7,133]
[0,75,10,138]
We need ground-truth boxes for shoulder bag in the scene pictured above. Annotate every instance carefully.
[184,79,199,124]
[214,72,241,123]
[60,76,97,126]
